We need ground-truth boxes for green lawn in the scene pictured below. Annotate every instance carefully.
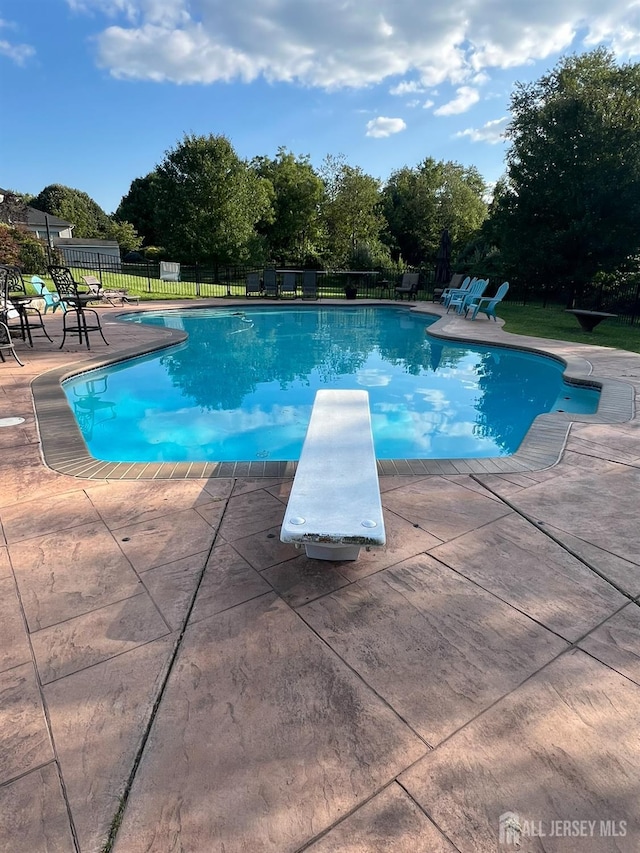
[496,302,640,354]
[24,273,640,354]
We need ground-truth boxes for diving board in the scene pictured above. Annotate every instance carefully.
[281,389,386,560]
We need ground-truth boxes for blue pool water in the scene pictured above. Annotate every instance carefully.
[63,305,599,462]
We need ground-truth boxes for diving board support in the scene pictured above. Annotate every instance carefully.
[280,389,386,560]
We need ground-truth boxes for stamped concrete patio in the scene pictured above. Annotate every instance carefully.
[1,299,639,852]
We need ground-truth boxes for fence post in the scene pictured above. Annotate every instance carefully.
[195,262,201,297]
[146,261,152,293]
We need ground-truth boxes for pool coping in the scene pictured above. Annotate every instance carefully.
[31,300,636,480]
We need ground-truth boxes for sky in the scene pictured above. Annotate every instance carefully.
[2,1,640,216]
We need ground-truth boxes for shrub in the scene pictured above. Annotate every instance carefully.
[0,224,21,265]
[0,224,49,273]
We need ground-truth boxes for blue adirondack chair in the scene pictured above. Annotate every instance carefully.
[31,276,66,313]
[447,278,488,314]
[441,275,472,306]
[466,282,510,321]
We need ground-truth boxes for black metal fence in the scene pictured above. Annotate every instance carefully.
[61,255,437,301]
[55,252,640,324]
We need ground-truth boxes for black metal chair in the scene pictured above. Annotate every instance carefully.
[0,320,24,366]
[48,266,109,349]
[0,264,53,345]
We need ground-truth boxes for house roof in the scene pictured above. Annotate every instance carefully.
[26,207,74,230]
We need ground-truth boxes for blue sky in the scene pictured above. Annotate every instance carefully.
[2,0,640,215]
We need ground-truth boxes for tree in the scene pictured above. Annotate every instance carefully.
[153,133,272,265]
[252,148,325,265]
[31,184,112,238]
[104,220,143,255]
[115,173,162,247]
[381,159,487,266]
[320,155,389,268]
[491,48,640,302]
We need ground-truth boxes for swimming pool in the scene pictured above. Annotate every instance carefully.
[63,305,599,463]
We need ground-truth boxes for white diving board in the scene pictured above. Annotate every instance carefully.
[280,389,386,560]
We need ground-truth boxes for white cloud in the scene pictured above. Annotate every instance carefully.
[389,80,426,95]
[0,39,34,64]
[65,0,640,92]
[422,98,435,109]
[434,86,480,116]
[456,116,509,143]
[0,17,35,65]
[365,116,407,138]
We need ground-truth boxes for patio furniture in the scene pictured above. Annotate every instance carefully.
[245,272,262,296]
[438,273,466,303]
[447,278,488,314]
[565,309,617,332]
[31,276,66,313]
[1,265,53,345]
[466,282,510,321]
[48,266,109,349]
[442,276,473,307]
[159,261,180,282]
[81,275,133,306]
[302,270,319,300]
[394,273,420,300]
[280,389,385,560]
[0,320,24,366]
[280,272,298,298]
[263,268,278,298]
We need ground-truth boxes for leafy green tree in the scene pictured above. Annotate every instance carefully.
[381,159,487,266]
[115,172,162,247]
[320,155,389,267]
[252,148,325,265]
[491,48,640,303]
[154,133,272,265]
[31,184,112,238]
[104,220,143,255]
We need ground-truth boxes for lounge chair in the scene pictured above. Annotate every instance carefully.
[280,272,298,298]
[466,281,510,321]
[31,276,66,313]
[81,275,132,306]
[302,270,319,300]
[394,272,420,300]
[447,278,488,314]
[263,268,278,298]
[245,272,262,297]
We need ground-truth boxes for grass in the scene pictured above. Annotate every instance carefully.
[24,273,640,353]
[496,302,640,354]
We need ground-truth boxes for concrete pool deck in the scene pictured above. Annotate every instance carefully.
[1,299,640,852]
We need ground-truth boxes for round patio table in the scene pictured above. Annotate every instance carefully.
[565,309,617,332]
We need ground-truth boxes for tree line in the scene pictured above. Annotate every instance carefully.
[3,48,640,304]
